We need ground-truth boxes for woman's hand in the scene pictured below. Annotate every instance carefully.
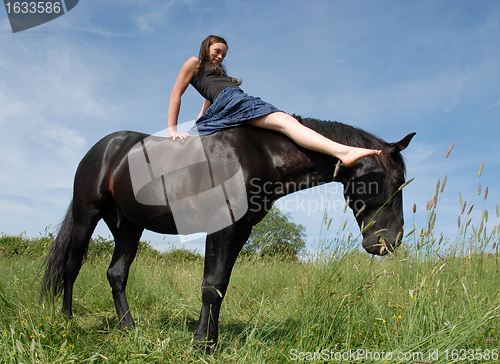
[169,130,189,140]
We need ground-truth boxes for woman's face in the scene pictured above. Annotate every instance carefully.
[208,42,227,66]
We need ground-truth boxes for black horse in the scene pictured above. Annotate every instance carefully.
[42,116,414,353]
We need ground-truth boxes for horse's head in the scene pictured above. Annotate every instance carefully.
[338,133,415,255]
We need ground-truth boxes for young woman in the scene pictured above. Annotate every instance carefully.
[168,35,381,167]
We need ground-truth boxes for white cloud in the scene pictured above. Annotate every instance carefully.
[0,35,119,235]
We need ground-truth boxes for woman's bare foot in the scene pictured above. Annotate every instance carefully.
[338,147,382,167]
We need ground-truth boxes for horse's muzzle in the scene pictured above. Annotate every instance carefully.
[362,231,402,256]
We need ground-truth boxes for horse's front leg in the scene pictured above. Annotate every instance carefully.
[194,284,223,353]
[194,225,251,354]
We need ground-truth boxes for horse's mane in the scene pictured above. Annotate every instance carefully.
[294,115,405,173]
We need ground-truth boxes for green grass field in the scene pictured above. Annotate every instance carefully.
[1,157,499,363]
[1,228,499,363]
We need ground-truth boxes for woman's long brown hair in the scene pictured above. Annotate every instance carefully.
[197,35,241,85]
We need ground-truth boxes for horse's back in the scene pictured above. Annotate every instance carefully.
[79,131,148,167]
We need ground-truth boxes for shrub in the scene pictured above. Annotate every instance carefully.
[0,234,51,257]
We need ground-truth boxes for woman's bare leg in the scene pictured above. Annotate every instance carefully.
[249,112,381,167]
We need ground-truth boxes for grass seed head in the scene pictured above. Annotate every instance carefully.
[441,176,447,193]
[445,141,455,158]
[397,178,414,192]
[431,214,437,229]
[478,160,484,177]
[355,205,366,218]
[405,228,416,237]
[483,210,488,223]
[333,160,341,179]
[344,197,350,213]
[361,220,376,233]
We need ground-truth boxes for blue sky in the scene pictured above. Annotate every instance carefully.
[1,0,499,253]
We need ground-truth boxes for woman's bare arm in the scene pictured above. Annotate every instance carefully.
[168,57,198,139]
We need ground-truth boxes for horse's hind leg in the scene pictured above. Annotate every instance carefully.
[104,216,144,329]
[61,212,101,318]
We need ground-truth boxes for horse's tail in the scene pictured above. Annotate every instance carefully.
[41,201,74,299]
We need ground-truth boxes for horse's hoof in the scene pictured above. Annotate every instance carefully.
[193,337,217,355]
[119,321,135,331]
[61,309,73,319]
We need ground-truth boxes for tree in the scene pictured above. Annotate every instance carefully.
[243,207,306,260]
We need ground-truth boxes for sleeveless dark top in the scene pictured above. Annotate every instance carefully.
[190,64,239,103]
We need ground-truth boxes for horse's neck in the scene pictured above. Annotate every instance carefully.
[276,144,338,193]
[223,126,339,192]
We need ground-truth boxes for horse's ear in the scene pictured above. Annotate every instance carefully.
[390,132,416,153]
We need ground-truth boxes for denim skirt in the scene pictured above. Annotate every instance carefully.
[188,87,281,136]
